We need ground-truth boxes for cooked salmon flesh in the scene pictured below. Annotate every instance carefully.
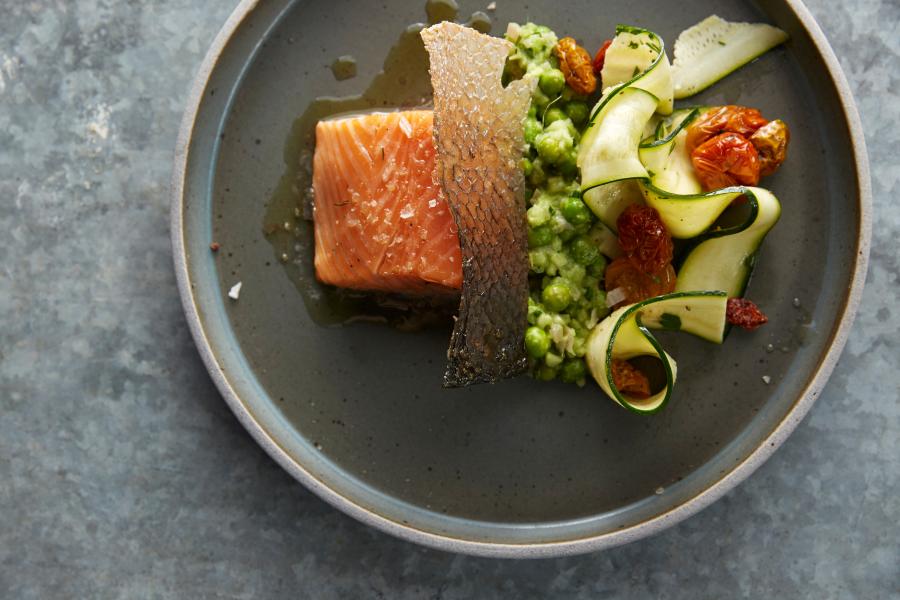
[312,110,462,295]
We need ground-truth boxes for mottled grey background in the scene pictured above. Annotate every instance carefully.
[0,0,897,598]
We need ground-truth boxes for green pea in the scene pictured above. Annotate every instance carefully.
[588,254,608,276]
[532,88,551,111]
[544,352,564,368]
[570,235,600,265]
[523,117,542,144]
[543,107,567,125]
[559,358,586,383]
[527,298,543,323]
[559,262,586,286]
[535,364,558,381]
[528,225,554,248]
[574,222,592,237]
[558,227,577,243]
[539,68,566,96]
[524,326,551,358]
[558,150,578,178]
[561,86,587,102]
[528,159,547,186]
[534,133,564,164]
[542,281,572,312]
[504,54,527,81]
[561,196,593,226]
[545,176,570,195]
[528,249,548,272]
[521,157,533,177]
[565,101,590,126]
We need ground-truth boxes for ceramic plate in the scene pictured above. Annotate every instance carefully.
[172,0,870,557]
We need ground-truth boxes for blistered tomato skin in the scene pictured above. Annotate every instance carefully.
[555,37,597,95]
[605,258,676,308]
[616,205,674,275]
[685,105,769,154]
[610,359,651,398]
[592,39,613,76]
[750,119,790,177]
[692,132,761,191]
[726,298,769,330]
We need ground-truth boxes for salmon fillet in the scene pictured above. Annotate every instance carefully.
[313,110,463,295]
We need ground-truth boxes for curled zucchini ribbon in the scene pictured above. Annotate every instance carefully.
[577,25,782,409]
[585,292,728,414]
[579,25,781,298]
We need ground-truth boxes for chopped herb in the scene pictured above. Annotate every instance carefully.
[659,313,682,331]
[632,65,641,77]
[628,41,639,49]
[718,40,727,46]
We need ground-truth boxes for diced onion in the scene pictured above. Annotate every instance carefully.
[606,287,628,307]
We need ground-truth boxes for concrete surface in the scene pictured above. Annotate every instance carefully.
[0,0,897,598]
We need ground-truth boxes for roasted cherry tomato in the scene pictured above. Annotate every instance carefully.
[726,298,769,330]
[592,39,613,76]
[555,37,597,95]
[750,119,790,177]
[691,132,761,191]
[616,205,674,275]
[685,105,769,154]
[610,359,651,398]
[604,257,676,308]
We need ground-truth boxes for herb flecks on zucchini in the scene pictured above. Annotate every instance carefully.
[638,107,709,226]
[585,292,728,413]
[572,20,787,413]
[578,24,783,301]
[600,26,674,115]
[671,15,789,99]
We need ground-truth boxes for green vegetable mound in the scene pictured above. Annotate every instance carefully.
[505,23,611,386]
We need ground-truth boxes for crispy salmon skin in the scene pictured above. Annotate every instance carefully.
[422,22,535,386]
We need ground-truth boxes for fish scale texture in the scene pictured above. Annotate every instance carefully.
[421,22,535,387]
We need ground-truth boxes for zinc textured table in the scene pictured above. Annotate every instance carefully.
[1,1,897,597]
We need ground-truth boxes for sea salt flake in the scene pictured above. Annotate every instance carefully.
[228,281,243,300]
[398,116,413,138]
[762,375,771,385]
[606,287,627,307]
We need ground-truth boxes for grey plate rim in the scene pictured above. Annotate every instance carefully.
[170,0,871,558]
